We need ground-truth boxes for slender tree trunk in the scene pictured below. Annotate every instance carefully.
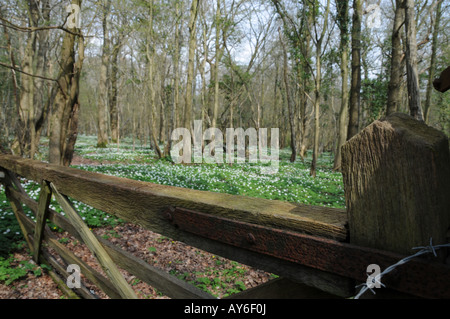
[279,29,296,162]
[212,0,221,130]
[333,0,350,171]
[147,0,162,158]
[404,0,423,121]
[301,4,313,160]
[110,40,120,144]
[174,0,181,130]
[33,0,51,156]
[386,0,404,116]
[97,0,111,148]
[347,0,362,140]
[198,2,209,149]
[167,0,181,156]
[424,0,442,123]
[159,61,167,143]
[274,63,286,149]
[299,36,311,160]
[310,46,322,177]
[1,10,23,156]
[17,0,39,158]
[310,0,330,178]
[184,0,200,131]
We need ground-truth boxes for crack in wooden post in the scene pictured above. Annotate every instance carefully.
[49,182,138,299]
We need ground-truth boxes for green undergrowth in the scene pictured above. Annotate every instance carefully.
[0,252,51,286]
[0,135,345,293]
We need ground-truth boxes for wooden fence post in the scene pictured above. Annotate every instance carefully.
[341,112,450,260]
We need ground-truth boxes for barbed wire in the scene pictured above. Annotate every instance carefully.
[354,238,450,299]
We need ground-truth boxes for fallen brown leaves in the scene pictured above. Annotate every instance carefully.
[0,222,273,299]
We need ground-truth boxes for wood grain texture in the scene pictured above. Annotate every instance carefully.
[0,154,348,242]
[342,112,450,257]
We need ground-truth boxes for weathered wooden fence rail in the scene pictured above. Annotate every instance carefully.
[0,113,449,299]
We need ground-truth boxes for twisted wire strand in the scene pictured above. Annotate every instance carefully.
[354,238,450,299]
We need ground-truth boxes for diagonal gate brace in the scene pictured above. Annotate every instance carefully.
[50,183,138,299]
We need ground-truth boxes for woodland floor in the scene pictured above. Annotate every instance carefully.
[0,154,273,299]
[0,223,273,299]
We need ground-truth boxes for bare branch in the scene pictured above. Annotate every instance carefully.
[0,15,85,38]
[0,61,58,83]
[0,61,66,99]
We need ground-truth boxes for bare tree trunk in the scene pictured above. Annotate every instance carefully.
[310,53,321,177]
[404,0,423,121]
[386,0,404,116]
[299,45,310,160]
[333,0,350,171]
[97,0,111,148]
[12,0,40,158]
[212,0,221,131]
[33,0,51,156]
[110,39,120,144]
[347,0,362,140]
[25,1,38,159]
[159,69,167,144]
[299,7,313,161]
[272,0,313,160]
[310,0,331,178]
[49,0,84,166]
[279,29,296,163]
[200,24,208,129]
[184,0,200,131]
[146,0,162,158]
[424,0,442,124]
[174,0,181,129]
[1,8,23,156]
[197,2,210,155]
[166,0,181,157]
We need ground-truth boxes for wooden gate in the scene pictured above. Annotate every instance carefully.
[0,113,449,299]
